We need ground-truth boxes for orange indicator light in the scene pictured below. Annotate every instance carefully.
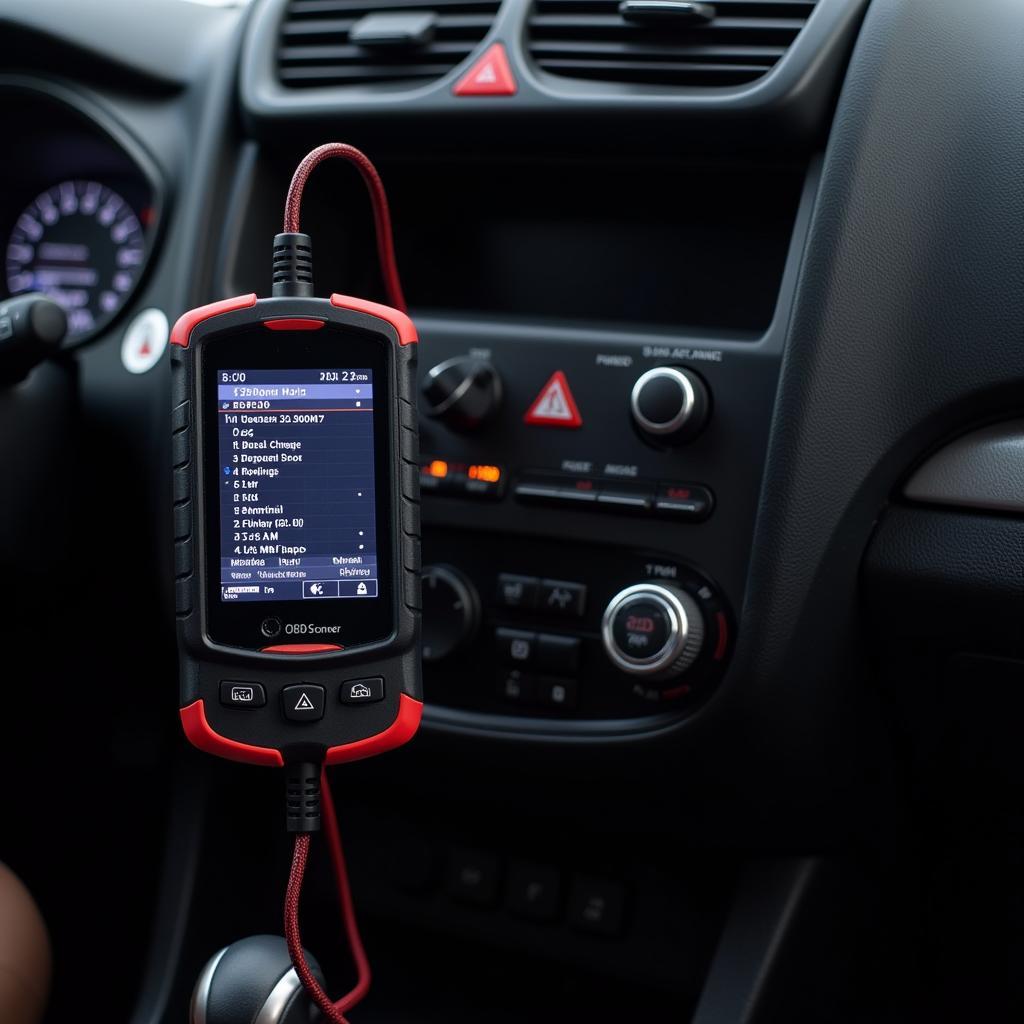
[426,460,449,478]
[467,464,501,483]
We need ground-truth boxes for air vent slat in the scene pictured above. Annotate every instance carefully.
[527,0,818,89]
[283,15,495,37]
[277,0,500,89]
[532,0,815,11]
[290,0,495,13]
[281,42,479,63]
[281,64,455,83]
[531,15,807,31]
[529,41,789,62]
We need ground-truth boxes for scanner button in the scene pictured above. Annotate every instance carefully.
[340,678,385,704]
[219,681,266,708]
[282,684,326,722]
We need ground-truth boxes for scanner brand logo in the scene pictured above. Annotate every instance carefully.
[283,622,343,635]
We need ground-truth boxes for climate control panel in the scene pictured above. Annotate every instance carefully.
[422,531,731,720]
[414,312,784,728]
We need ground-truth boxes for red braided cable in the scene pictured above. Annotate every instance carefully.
[284,773,372,1022]
[285,834,350,1023]
[285,834,353,1024]
[283,143,407,314]
[321,768,372,1013]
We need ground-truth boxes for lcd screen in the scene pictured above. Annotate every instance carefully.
[216,367,377,604]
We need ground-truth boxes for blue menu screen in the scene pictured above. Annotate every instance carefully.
[216,367,378,603]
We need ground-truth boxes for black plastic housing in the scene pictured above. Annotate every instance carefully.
[171,295,421,766]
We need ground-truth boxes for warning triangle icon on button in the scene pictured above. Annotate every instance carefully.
[453,43,517,97]
[524,370,583,429]
[294,692,315,711]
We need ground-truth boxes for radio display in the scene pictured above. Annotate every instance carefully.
[216,367,378,604]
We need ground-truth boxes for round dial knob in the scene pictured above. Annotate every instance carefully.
[422,565,480,662]
[630,366,710,443]
[422,356,503,432]
[601,583,705,679]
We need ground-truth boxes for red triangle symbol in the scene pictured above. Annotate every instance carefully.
[138,340,152,356]
[454,43,517,96]
[524,371,583,428]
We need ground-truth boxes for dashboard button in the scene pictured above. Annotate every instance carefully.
[447,849,500,907]
[611,598,673,660]
[537,678,578,709]
[496,628,537,665]
[497,669,536,704]
[422,565,480,662]
[422,356,503,432]
[282,684,325,722]
[596,483,654,511]
[602,583,705,679]
[568,877,626,936]
[555,478,599,503]
[631,366,710,444]
[537,634,581,675]
[496,573,539,610]
[654,483,713,520]
[514,479,564,502]
[507,863,561,922]
[219,681,266,708]
[538,579,586,616]
[340,677,384,704]
[515,475,598,507]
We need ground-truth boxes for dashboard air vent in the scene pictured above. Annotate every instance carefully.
[527,0,819,88]
[278,0,501,88]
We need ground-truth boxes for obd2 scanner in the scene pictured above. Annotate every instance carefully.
[172,146,422,1024]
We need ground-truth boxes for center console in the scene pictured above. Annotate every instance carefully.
[222,150,821,740]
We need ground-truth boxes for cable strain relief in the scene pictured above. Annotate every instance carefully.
[272,232,314,298]
[285,761,322,833]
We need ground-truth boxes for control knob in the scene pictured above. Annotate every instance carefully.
[422,564,480,661]
[422,356,502,432]
[630,366,709,444]
[601,582,705,679]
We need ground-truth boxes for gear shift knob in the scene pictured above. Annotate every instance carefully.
[191,935,324,1024]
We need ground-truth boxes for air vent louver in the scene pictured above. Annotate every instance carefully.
[278,0,501,88]
[527,0,819,88]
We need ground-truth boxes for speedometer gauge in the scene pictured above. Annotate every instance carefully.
[5,180,147,340]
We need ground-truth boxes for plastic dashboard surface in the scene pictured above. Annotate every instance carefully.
[240,0,870,140]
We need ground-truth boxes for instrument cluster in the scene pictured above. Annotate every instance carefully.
[0,80,161,346]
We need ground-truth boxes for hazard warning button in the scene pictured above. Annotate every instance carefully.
[454,42,517,96]
[524,371,583,428]
[282,684,325,722]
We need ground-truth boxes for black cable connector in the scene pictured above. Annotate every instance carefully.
[272,232,314,297]
[285,761,322,833]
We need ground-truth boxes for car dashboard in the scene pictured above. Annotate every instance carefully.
[0,0,1017,1020]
